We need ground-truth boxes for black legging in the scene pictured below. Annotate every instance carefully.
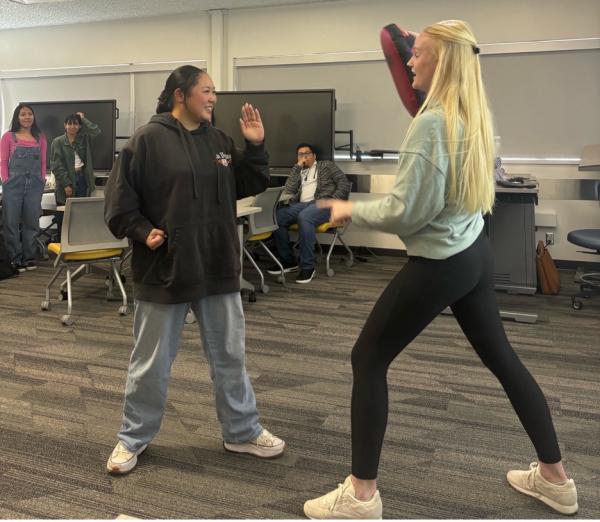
[351,231,561,479]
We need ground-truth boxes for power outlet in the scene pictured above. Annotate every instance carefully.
[545,232,555,246]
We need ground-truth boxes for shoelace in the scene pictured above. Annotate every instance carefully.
[329,482,349,512]
[113,443,133,459]
[527,462,538,489]
[256,429,278,447]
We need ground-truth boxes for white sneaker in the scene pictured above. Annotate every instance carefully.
[507,462,578,515]
[304,475,382,519]
[106,441,148,474]
[223,428,285,459]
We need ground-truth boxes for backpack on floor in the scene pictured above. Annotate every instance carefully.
[536,240,560,295]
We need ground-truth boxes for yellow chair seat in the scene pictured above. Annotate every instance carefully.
[289,222,342,233]
[48,242,124,261]
[247,232,272,242]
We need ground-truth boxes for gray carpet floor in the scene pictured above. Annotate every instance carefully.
[0,252,598,519]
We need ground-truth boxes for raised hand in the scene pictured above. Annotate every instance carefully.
[239,103,264,146]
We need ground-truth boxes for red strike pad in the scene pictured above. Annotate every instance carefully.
[380,23,425,117]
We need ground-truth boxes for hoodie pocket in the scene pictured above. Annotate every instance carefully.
[159,221,240,286]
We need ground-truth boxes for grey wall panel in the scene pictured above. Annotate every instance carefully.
[237,48,600,159]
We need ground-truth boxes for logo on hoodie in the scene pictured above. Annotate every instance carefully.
[215,152,232,167]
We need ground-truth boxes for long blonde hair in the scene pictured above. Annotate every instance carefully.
[412,20,495,214]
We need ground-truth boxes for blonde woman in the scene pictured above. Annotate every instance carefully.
[304,20,577,519]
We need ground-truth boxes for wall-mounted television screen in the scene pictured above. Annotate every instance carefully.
[213,90,335,168]
[23,99,117,172]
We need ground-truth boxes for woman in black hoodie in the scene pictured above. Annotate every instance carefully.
[104,65,285,475]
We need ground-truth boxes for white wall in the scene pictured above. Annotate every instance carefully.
[227,0,600,60]
[0,13,211,68]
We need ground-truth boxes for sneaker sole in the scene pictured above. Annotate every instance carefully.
[295,277,315,284]
[223,441,285,459]
[507,477,578,515]
[106,444,148,475]
[304,513,363,520]
[304,502,382,520]
[266,267,299,275]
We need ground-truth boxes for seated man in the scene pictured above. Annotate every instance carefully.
[267,143,351,284]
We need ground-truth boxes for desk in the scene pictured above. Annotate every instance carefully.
[236,203,261,297]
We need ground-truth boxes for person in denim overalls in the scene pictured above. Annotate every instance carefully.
[0,104,47,271]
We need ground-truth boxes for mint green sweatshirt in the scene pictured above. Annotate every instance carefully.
[352,109,484,259]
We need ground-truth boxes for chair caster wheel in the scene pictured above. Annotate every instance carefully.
[58,290,67,301]
[261,284,270,294]
[572,299,583,310]
[61,315,73,326]
[345,258,354,268]
[118,305,129,316]
[185,311,196,324]
[327,268,335,277]
[276,275,285,284]
[41,300,50,311]
[249,291,257,303]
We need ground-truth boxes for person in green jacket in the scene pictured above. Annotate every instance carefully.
[303,19,577,519]
[50,112,100,206]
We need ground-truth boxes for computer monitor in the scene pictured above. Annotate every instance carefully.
[213,90,335,168]
[23,100,117,172]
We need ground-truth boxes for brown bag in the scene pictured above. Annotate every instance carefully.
[536,240,560,294]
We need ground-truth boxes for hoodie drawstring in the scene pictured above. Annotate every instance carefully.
[176,121,201,200]
[175,120,223,204]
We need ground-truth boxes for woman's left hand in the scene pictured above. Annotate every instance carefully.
[240,103,264,146]
[317,199,354,225]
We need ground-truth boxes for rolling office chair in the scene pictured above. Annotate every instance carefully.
[567,229,600,310]
[287,189,355,278]
[243,186,286,293]
[41,197,129,326]
[288,220,354,277]
[36,198,60,260]
[568,147,600,310]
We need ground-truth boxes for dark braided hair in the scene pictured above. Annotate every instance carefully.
[156,65,206,114]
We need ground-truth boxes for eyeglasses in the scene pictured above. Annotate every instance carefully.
[297,151,314,157]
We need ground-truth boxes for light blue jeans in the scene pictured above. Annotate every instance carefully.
[118,292,262,452]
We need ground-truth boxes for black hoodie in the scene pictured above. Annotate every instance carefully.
[104,113,269,303]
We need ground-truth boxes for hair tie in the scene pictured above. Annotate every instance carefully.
[472,45,480,55]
